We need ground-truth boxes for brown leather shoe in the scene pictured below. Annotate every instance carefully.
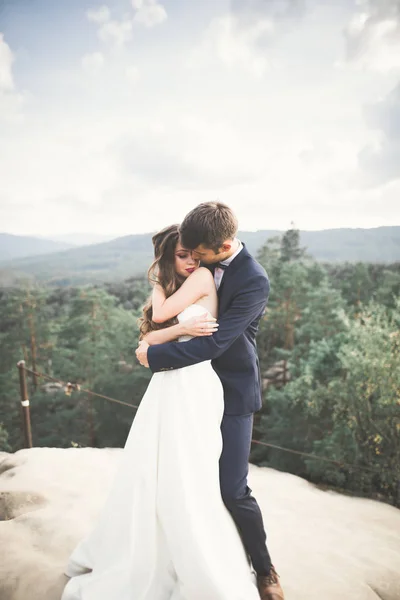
[257,565,284,600]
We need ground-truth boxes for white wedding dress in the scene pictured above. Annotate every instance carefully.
[62,304,259,600]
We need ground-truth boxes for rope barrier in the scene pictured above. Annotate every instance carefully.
[23,364,384,474]
[250,440,381,474]
[24,367,139,410]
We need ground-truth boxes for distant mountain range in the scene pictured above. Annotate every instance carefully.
[1,227,399,286]
[0,233,74,261]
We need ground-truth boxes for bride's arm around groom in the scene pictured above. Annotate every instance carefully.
[137,264,268,372]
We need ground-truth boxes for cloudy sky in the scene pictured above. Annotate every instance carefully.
[1,0,400,236]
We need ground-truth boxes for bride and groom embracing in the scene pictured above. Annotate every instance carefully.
[61,202,284,600]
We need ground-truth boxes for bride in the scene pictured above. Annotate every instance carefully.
[61,224,260,600]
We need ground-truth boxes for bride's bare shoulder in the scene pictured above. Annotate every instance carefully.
[191,266,213,277]
[188,267,214,285]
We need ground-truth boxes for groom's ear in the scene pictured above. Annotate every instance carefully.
[221,242,232,252]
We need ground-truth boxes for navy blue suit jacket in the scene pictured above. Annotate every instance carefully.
[147,245,270,416]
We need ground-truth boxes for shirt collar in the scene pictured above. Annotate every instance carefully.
[219,239,243,266]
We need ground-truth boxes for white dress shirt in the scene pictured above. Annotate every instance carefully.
[214,239,243,290]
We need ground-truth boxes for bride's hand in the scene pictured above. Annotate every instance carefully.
[183,314,219,337]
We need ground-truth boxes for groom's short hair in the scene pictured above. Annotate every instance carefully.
[180,202,238,253]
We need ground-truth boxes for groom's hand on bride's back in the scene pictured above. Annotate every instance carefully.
[136,340,150,368]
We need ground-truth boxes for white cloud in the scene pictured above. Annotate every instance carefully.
[84,0,166,57]
[0,33,24,122]
[0,33,15,92]
[2,105,399,235]
[188,15,275,78]
[132,0,167,28]
[86,5,132,48]
[112,114,260,189]
[97,18,133,47]
[344,0,400,72]
[357,82,400,185]
[125,65,140,83]
[81,51,105,73]
[86,5,111,25]
[2,2,400,235]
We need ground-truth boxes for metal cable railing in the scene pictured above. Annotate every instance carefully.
[16,360,385,475]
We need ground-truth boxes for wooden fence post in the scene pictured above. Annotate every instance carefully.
[17,360,33,448]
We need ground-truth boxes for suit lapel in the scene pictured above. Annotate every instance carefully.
[216,244,251,310]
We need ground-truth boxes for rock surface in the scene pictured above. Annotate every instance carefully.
[0,447,399,600]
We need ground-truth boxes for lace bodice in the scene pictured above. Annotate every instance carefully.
[177,303,213,342]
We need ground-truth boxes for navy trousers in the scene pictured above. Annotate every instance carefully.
[219,413,272,576]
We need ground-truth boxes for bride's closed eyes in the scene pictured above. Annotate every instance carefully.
[174,244,200,277]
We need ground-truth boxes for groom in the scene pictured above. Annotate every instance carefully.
[136,202,284,600]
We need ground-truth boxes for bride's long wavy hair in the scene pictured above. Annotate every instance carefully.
[139,224,186,339]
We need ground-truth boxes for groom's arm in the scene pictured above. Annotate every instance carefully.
[147,274,269,373]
